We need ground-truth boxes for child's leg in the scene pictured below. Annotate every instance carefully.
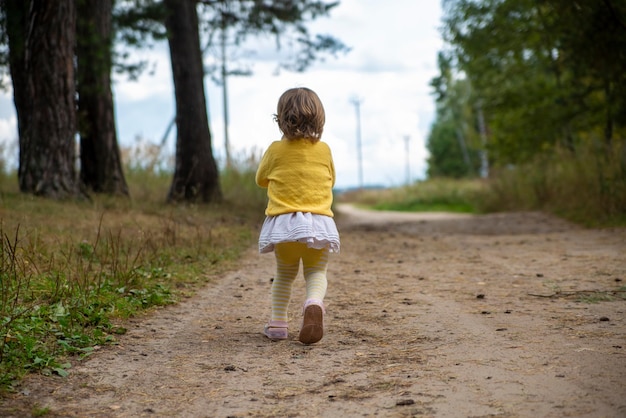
[301,247,329,302]
[299,247,329,344]
[271,242,302,322]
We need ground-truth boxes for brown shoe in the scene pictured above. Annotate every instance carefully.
[299,299,324,344]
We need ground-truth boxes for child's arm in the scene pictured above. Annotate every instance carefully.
[329,147,336,188]
[255,148,272,188]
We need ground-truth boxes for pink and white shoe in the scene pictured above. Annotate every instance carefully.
[263,320,289,340]
[299,299,325,344]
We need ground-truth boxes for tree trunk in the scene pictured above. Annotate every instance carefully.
[17,0,81,199]
[76,0,129,196]
[164,0,222,203]
[5,0,31,176]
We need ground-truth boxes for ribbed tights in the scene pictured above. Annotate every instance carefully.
[270,242,329,323]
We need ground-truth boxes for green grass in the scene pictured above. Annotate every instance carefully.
[338,178,485,214]
[0,165,266,392]
[339,140,626,228]
[375,201,475,213]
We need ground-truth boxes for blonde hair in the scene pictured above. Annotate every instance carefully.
[274,87,325,141]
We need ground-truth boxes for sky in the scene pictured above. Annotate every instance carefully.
[0,0,444,190]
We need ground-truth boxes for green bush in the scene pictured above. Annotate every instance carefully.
[478,141,626,226]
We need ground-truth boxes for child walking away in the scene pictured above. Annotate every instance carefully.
[256,87,340,344]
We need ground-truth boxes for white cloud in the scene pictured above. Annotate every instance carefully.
[0,114,16,139]
[0,114,18,171]
[112,48,173,102]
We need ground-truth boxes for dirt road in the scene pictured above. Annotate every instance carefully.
[2,205,625,417]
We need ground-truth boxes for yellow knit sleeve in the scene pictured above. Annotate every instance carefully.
[255,144,273,188]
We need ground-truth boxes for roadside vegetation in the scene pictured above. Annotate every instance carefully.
[339,178,482,214]
[0,160,266,392]
[342,141,625,228]
[478,142,626,227]
[420,1,625,228]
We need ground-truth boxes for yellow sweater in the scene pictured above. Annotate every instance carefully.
[256,138,336,217]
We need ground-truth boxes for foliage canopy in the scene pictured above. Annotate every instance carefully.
[429,0,626,171]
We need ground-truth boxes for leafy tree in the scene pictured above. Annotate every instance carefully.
[439,0,626,166]
[112,0,167,79]
[427,119,470,178]
[441,0,561,164]
[539,0,626,148]
[427,52,481,178]
[197,0,347,74]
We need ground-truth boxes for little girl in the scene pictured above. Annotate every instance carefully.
[256,87,340,344]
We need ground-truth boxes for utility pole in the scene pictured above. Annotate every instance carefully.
[220,5,231,168]
[404,135,410,185]
[350,97,363,190]
[476,101,489,178]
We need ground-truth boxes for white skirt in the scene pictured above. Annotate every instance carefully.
[258,212,340,254]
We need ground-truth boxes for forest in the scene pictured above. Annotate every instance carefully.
[427,0,625,223]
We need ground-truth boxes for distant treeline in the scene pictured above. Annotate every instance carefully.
[425,0,625,223]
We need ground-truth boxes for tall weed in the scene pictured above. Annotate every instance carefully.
[219,147,267,218]
[478,141,626,226]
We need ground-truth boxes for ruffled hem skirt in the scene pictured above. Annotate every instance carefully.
[258,212,340,254]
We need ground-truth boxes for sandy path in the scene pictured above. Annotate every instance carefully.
[2,205,625,417]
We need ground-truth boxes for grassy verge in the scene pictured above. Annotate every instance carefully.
[338,178,485,214]
[339,141,626,228]
[0,167,266,391]
[478,141,626,227]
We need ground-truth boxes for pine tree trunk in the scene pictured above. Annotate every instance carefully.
[164,0,222,203]
[76,0,129,196]
[17,0,81,199]
[5,0,31,176]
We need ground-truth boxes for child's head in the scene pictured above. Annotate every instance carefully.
[274,87,325,142]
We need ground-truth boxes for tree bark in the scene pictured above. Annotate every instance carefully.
[76,0,129,196]
[164,0,222,203]
[16,0,81,199]
[5,0,31,177]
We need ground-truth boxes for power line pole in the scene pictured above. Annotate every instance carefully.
[220,5,231,168]
[404,135,410,185]
[350,97,363,190]
[476,101,489,178]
